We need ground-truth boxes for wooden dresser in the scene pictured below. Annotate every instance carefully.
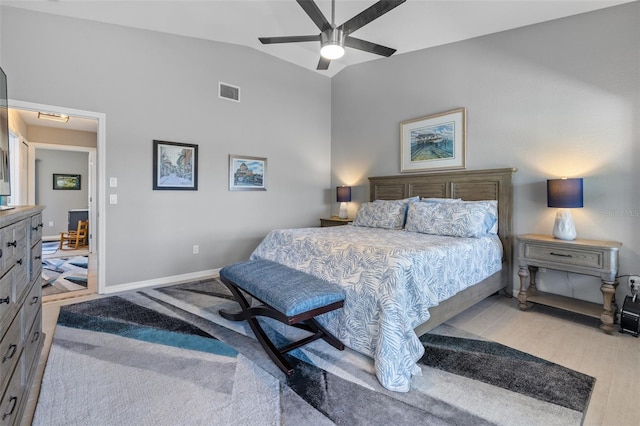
[0,206,44,425]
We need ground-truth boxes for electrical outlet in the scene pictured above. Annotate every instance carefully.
[192,245,199,254]
[48,221,53,227]
[629,275,640,288]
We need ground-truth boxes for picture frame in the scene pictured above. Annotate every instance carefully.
[400,108,466,173]
[53,173,81,190]
[152,140,198,190]
[229,155,267,191]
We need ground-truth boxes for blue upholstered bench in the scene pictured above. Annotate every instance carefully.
[219,259,345,375]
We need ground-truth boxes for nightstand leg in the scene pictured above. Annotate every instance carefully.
[599,279,617,334]
[518,265,538,311]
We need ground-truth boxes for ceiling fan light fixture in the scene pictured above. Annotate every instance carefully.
[320,43,344,60]
[320,28,345,60]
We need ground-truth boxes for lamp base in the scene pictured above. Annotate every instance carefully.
[553,209,577,240]
[338,202,348,219]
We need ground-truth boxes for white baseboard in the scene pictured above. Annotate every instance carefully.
[102,268,221,295]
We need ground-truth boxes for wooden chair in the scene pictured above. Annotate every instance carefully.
[59,220,88,250]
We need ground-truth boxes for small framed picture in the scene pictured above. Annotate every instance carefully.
[229,155,267,191]
[400,108,466,173]
[53,173,81,190]
[152,140,198,190]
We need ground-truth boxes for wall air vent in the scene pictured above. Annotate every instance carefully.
[219,82,240,102]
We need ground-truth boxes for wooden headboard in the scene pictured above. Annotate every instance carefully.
[369,168,517,284]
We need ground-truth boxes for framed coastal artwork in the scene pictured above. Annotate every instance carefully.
[152,140,198,190]
[400,108,466,173]
[229,155,267,191]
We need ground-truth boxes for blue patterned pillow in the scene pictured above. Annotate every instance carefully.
[353,200,409,229]
[405,201,494,237]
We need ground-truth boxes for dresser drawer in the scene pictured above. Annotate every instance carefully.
[0,353,24,426]
[0,272,14,327]
[23,282,41,336]
[30,241,42,284]
[24,309,42,370]
[523,243,603,269]
[12,252,29,302]
[0,310,22,394]
[30,214,43,247]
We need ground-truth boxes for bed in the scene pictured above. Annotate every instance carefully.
[250,168,516,392]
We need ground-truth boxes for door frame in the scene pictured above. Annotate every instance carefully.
[8,99,107,294]
[29,142,96,251]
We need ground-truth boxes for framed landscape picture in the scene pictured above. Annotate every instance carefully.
[53,173,81,190]
[153,140,198,190]
[229,155,267,191]
[400,108,466,173]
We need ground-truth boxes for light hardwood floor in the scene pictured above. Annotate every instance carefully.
[22,288,640,425]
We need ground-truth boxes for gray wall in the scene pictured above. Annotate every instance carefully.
[35,149,89,237]
[1,6,332,288]
[332,3,639,303]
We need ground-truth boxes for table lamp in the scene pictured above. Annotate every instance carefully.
[337,186,351,219]
[547,178,583,240]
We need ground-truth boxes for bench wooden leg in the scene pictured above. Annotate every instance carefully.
[218,276,344,376]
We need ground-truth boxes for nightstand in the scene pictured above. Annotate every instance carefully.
[516,234,622,334]
[320,217,353,227]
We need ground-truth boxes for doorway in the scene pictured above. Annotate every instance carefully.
[8,99,106,298]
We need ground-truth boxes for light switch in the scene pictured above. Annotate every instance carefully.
[109,194,118,204]
[109,177,118,188]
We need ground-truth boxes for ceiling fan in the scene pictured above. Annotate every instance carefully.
[259,0,406,70]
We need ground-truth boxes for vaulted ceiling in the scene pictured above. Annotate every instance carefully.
[2,1,632,77]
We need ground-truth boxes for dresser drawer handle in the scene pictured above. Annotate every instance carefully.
[0,296,9,305]
[2,344,17,363]
[1,396,17,421]
[30,296,39,305]
[31,331,40,343]
[6,240,16,248]
[16,259,22,265]
[35,255,42,260]
[31,225,38,231]
[550,252,573,258]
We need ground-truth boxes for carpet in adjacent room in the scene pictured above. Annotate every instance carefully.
[41,256,88,296]
[33,280,595,425]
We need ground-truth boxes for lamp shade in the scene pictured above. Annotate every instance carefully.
[547,178,583,208]
[337,186,352,203]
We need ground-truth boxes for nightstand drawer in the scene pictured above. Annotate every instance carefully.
[523,243,602,269]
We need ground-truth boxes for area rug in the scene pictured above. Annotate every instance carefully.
[33,280,595,425]
[41,256,88,296]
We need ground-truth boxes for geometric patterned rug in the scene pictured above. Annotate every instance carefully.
[41,255,88,296]
[33,280,595,425]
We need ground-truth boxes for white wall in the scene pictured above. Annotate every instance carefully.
[331,3,639,303]
[0,6,332,289]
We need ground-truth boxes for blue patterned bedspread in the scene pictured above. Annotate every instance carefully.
[250,225,503,392]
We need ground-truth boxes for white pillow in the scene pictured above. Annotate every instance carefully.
[461,200,498,234]
[421,197,461,203]
[405,201,494,238]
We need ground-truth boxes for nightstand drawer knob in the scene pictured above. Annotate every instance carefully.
[550,252,573,258]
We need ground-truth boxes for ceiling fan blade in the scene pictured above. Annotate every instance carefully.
[344,36,396,57]
[259,35,321,44]
[339,0,406,36]
[297,0,332,32]
[317,56,331,70]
